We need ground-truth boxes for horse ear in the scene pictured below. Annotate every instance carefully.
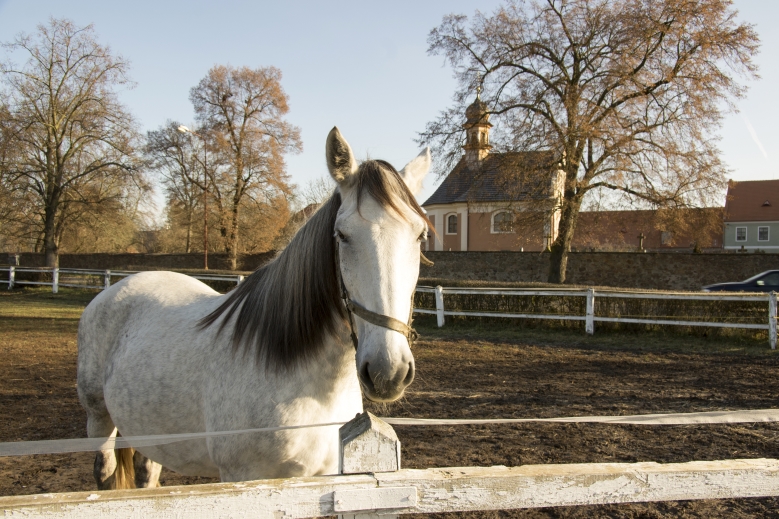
[399,147,431,196]
[326,127,358,186]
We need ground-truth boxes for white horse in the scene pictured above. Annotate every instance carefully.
[77,127,431,489]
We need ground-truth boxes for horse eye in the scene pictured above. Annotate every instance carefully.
[336,230,348,243]
[418,231,428,242]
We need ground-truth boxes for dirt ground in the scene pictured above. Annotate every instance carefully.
[2,293,779,517]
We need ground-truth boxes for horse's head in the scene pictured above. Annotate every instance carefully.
[326,127,431,402]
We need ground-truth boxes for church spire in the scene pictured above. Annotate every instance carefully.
[463,84,491,166]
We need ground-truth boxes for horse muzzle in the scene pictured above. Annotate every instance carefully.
[356,330,415,402]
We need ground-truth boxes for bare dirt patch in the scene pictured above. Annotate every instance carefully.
[2,290,779,517]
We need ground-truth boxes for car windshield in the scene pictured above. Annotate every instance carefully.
[743,271,779,284]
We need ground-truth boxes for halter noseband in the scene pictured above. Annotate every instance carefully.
[334,239,419,350]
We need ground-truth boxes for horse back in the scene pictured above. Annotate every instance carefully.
[77,271,221,413]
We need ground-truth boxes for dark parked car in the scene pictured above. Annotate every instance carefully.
[702,270,779,292]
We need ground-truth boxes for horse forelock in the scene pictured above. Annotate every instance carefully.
[199,159,428,371]
[354,160,428,223]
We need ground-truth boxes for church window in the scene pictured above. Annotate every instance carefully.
[492,211,515,233]
[446,214,458,234]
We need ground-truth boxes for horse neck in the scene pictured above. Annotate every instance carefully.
[262,194,350,359]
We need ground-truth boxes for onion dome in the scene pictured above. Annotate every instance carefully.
[465,96,489,125]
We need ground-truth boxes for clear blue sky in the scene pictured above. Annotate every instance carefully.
[1,0,776,210]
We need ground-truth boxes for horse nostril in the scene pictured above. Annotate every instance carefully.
[403,361,415,386]
[359,362,375,392]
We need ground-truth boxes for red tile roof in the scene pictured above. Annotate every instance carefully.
[725,179,779,222]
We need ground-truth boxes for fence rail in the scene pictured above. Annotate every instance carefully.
[0,267,244,293]
[416,285,778,349]
[2,412,778,518]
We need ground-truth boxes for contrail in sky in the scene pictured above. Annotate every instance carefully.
[742,114,768,159]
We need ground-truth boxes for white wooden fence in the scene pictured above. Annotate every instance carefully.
[2,267,775,347]
[2,412,779,518]
[416,286,779,349]
[0,267,244,292]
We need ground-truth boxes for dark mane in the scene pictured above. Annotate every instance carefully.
[199,159,428,370]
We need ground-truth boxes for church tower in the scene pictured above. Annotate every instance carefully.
[463,87,492,166]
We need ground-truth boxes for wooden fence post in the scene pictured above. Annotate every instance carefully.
[435,285,445,327]
[8,266,14,290]
[52,268,59,294]
[104,270,111,290]
[585,288,595,335]
[337,412,409,519]
[770,292,777,350]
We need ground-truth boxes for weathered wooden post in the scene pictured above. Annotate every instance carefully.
[104,270,111,290]
[337,412,413,519]
[434,285,445,327]
[769,292,777,350]
[585,288,595,335]
[52,268,59,294]
[8,266,14,290]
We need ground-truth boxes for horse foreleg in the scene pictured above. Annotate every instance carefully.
[89,421,119,490]
[133,450,162,488]
[88,415,137,490]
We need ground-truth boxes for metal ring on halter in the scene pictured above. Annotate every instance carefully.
[334,239,419,350]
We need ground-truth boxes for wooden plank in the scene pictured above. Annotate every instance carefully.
[3,459,779,518]
[340,412,401,474]
[593,316,768,329]
[0,474,378,519]
[377,459,779,512]
[442,289,586,297]
[444,311,586,321]
[595,291,768,301]
[585,288,595,334]
[333,487,417,512]
[434,286,445,327]
[769,292,777,349]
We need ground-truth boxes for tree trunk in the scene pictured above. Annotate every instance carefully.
[43,206,59,268]
[547,195,582,284]
[185,208,193,254]
[228,202,240,271]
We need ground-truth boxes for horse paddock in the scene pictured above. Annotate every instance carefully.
[2,289,779,518]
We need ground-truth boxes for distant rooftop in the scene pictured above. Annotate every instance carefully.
[725,179,779,222]
[422,151,558,206]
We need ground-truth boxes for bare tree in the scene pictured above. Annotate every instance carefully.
[190,65,302,270]
[422,0,759,282]
[300,176,335,208]
[0,18,145,266]
[146,121,206,253]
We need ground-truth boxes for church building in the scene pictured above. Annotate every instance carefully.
[422,93,564,252]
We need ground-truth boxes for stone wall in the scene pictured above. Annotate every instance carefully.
[421,251,779,291]
[3,252,276,272]
[5,250,778,290]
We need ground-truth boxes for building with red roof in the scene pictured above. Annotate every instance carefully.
[724,179,779,251]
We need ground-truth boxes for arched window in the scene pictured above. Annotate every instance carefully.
[492,211,514,233]
[446,214,458,234]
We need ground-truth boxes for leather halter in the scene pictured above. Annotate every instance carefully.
[334,239,420,350]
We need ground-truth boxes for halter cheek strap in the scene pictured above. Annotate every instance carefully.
[334,239,419,350]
